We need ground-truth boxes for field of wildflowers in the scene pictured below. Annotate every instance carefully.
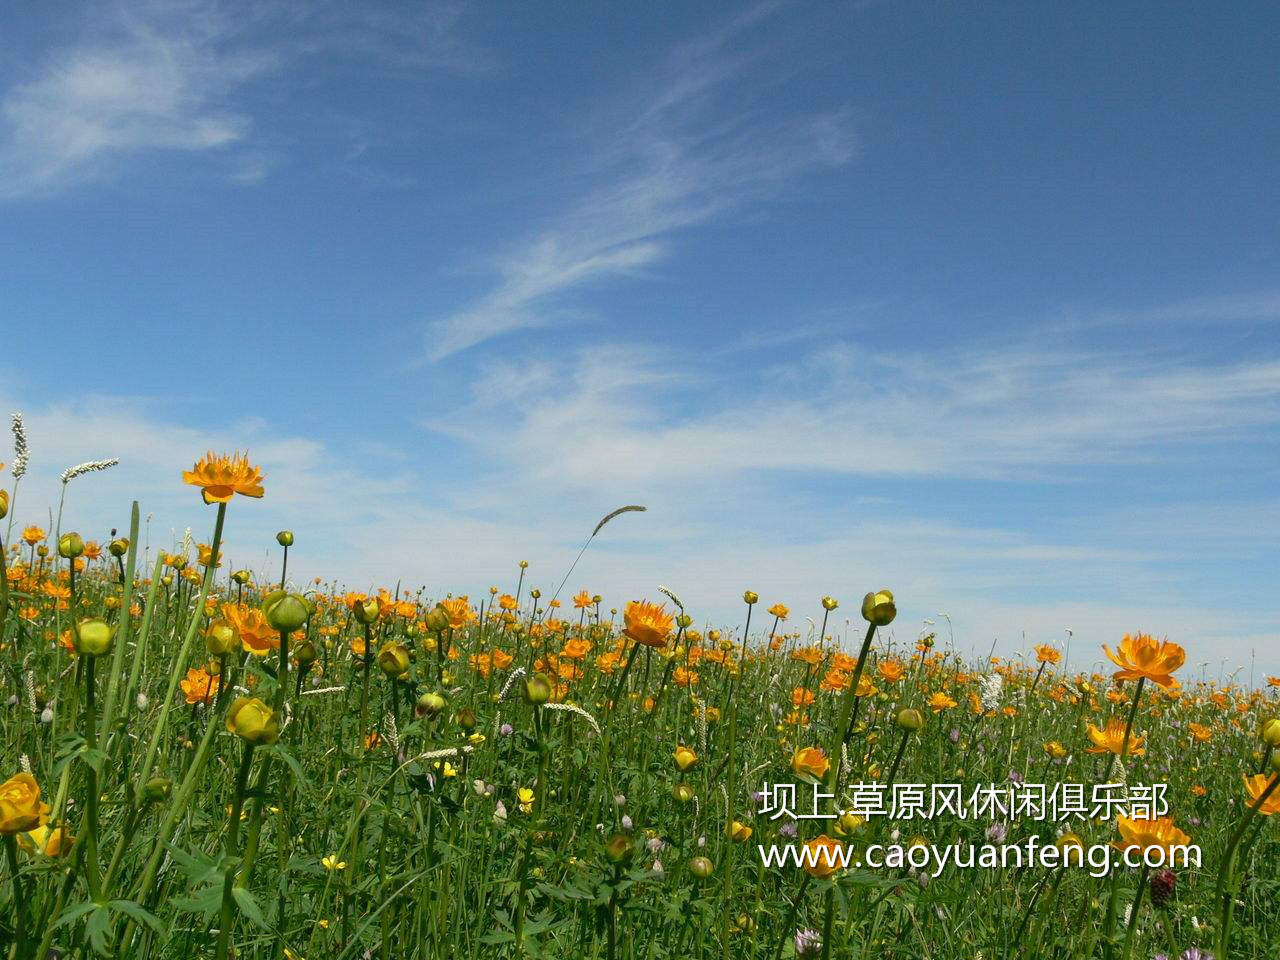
[1,434,1278,959]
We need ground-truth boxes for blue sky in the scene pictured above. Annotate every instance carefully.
[2,1,1278,677]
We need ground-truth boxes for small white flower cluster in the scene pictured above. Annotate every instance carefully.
[10,412,28,479]
[979,673,1004,712]
[60,457,120,484]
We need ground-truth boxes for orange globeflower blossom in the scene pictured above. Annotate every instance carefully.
[561,637,592,660]
[438,597,474,630]
[498,594,518,612]
[623,600,673,649]
[927,692,958,713]
[792,687,816,709]
[182,451,265,504]
[22,526,45,546]
[672,666,699,687]
[572,590,593,610]
[1086,719,1146,756]
[820,670,849,693]
[1113,815,1192,859]
[792,746,830,780]
[179,666,220,704]
[1033,644,1062,665]
[1267,676,1280,688]
[877,659,906,684]
[1102,633,1185,689]
[492,649,514,670]
[802,835,846,878]
[1242,774,1280,816]
[223,604,277,656]
[790,646,822,666]
[1187,722,1212,743]
[767,603,789,620]
[0,773,51,834]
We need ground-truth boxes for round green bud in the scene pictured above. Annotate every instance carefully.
[861,589,896,626]
[689,856,714,879]
[523,672,553,705]
[58,532,85,559]
[276,530,294,547]
[143,776,173,803]
[896,708,924,732]
[264,592,310,632]
[74,618,115,657]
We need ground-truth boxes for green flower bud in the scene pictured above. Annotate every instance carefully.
[205,619,239,656]
[861,589,896,626]
[604,833,634,864]
[896,708,924,732]
[689,856,714,878]
[276,530,294,547]
[353,598,381,625]
[108,537,129,557]
[74,618,115,657]
[523,672,553,705]
[143,776,173,803]
[58,532,85,559]
[264,591,310,632]
[1261,718,1280,748]
[416,691,447,717]
[377,641,411,677]
[455,708,477,731]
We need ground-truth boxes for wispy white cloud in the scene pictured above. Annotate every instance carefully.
[430,336,1280,491]
[423,5,857,360]
[0,2,276,200]
[0,0,486,201]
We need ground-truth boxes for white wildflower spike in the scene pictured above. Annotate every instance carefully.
[10,412,28,479]
[979,673,1004,713]
[656,585,684,611]
[543,701,602,736]
[19,754,32,774]
[60,458,120,484]
[301,685,347,697]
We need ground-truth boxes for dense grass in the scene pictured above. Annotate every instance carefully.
[1,467,1278,959]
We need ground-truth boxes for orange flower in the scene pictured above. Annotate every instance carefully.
[1267,676,1280,688]
[1242,774,1280,816]
[179,666,220,704]
[877,659,906,684]
[438,597,475,630]
[767,603,789,620]
[790,647,822,666]
[572,590,593,610]
[927,692,957,712]
[0,773,50,835]
[623,600,673,649]
[1102,633,1184,690]
[1113,815,1191,858]
[1086,719,1146,756]
[1033,644,1061,665]
[792,687,816,709]
[223,604,277,656]
[561,637,592,661]
[802,835,846,878]
[492,649,514,670]
[792,746,830,780]
[21,525,45,546]
[1187,722,1212,743]
[182,451,265,504]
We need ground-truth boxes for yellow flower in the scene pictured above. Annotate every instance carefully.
[182,451,265,504]
[674,745,698,772]
[926,692,958,713]
[225,697,280,744]
[623,600,674,649]
[518,788,535,814]
[725,821,752,842]
[767,603,789,620]
[1242,774,1280,816]
[0,773,50,835]
[1102,633,1185,690]
[179,666,220,705]
[1085,719,1146,756]
[21,525,45,546]
[791,746,830,781]
[1113,814,1191,858]
[802,835,845,878]
[321,854,347,871]
[1033,644,1062,665]
[19,824,74,857]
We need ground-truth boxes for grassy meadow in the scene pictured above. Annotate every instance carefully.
[1,444,1278,960]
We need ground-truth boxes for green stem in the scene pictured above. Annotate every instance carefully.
[214,741,257,960]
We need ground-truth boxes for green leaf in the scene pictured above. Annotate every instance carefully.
[232,885,272,931]
[109,899,165,934]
